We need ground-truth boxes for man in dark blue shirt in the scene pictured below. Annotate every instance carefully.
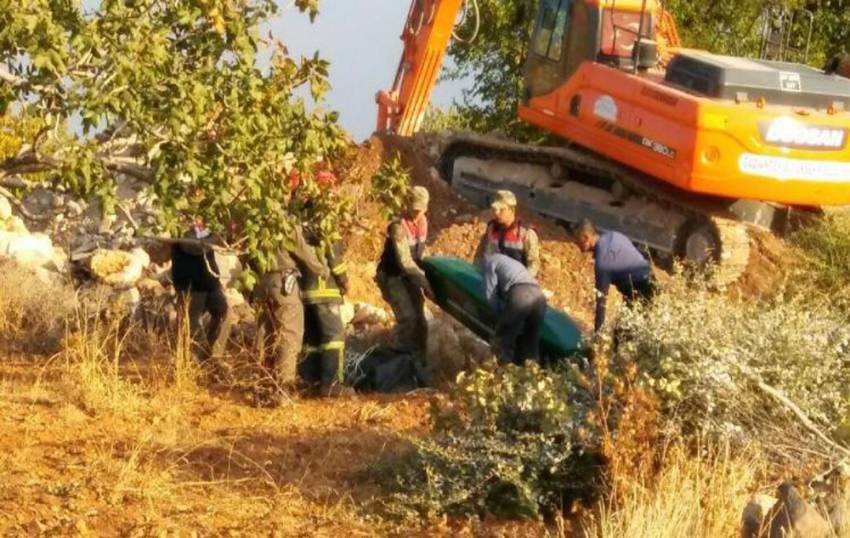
[573,219,657,332]
[481,253,547,366]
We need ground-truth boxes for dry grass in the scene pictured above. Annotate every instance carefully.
[0,260,75,354]
[62,309,144,417]
[1,219,846,535]
[586,445,761,538]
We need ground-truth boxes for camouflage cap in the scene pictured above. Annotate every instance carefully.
[409,186,430,211]
[490,189,517,210]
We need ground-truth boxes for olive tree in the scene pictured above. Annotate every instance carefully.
[0,0,347,276]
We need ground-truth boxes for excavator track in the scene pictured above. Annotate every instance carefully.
[437,133,761,286]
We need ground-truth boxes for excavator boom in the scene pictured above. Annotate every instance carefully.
[376,0,465,136]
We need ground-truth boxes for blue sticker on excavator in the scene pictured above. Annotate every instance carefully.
[421,256,585,362]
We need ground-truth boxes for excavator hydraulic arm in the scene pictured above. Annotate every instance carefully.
[376,0,465,136]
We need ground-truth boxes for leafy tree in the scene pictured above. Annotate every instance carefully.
[0,0,346,275]
[370,155,411,220]
[442,0,540,141]
[665,0,850,64]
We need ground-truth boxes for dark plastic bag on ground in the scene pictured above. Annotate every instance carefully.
[345,346,427,393]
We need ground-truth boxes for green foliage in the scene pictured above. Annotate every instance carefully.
[372,362,605,520]
[616,281,850,450]
[0,0,349,272]
[443,0,542,141]
[790,212,850,313]
[666,0,850,66]
[0,115,43,162]
[419,105,472,134]
[370,154,411,219]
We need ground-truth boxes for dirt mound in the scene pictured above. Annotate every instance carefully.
[731,229,801,298]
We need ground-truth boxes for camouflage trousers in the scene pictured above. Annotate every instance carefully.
[255,286,304,388]
[376,272,428,358]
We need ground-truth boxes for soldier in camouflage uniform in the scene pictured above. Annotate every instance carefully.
[298,236,350,397]
[473,189,541,278]
[253,223,328,406]
[376,186,433,369]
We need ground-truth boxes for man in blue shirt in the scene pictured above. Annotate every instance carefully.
[573,219,657,332]
[481,253,548,366]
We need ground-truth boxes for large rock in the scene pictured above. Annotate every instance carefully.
[213,251,242,288]
[89,247,150,288]
[0,231,55,268]
[743,482,833,538]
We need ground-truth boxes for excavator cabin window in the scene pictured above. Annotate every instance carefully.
[598,9,654,64]
[532,0,572,62]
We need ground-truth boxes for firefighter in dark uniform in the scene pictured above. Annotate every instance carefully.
[376,186,433,366]
[253,223,328,405]
[473,189,541,277]
[298,235,350,396]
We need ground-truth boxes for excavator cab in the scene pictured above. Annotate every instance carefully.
[524,0,657,99]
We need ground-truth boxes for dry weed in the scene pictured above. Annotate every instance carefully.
[586,445,760,538]
[0,260,75,354]
[62,307,142,416]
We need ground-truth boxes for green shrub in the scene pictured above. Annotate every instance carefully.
[371,362,608,521]
[369,155,411,219]
[617,280,850,454]
[791,212,850,312]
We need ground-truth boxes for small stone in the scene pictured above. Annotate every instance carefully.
[65,200,84,217]
[339,301,355,326]
[0,195,12,220]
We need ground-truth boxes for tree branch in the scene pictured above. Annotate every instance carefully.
[0,65,30,89]
[0,149,155,184]
[736,364,850,458]
[0,175,33,190]
[0,186,50,222]
[102,158,155,182]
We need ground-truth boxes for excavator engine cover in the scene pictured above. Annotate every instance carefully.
[666,51,850,109]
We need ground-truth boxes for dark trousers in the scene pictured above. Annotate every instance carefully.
[299,303,345,394]
[176,287,230,363]
[620,275,658,306]
[613,276,658,350]
[494,284,547,366]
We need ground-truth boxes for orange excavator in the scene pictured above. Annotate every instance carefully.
[376,0,850,282]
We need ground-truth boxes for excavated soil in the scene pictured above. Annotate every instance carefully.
[730,228,801,298]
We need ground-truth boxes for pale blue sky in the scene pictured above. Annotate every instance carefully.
[271,1,467,141]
